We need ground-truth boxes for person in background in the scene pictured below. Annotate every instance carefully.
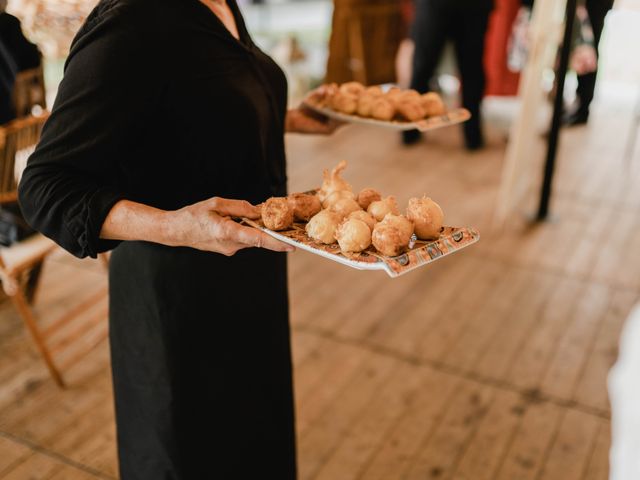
[403,0,494,150]
[565,0,613,125]
[0,39,16,123]
[0,0,41,72]
[521,0,614,126]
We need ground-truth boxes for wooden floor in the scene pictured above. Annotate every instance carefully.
[1,97,639,479]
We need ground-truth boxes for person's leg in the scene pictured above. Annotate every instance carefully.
[451,8,491,150]
[572,0,613,121]
[403,0,450,145]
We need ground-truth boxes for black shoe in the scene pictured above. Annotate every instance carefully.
[562,108,589,126]
[402,129,422,146]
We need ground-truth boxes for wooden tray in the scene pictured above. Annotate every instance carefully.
[303,99,471,132]
[243,218,480,278]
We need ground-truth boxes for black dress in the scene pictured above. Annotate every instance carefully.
[18,1,296,478]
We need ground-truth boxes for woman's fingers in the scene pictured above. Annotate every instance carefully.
[229,222,295,253]
[205,197,261,219]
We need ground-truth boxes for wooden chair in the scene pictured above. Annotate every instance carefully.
[12,66,47,118]
[0,113,108,388]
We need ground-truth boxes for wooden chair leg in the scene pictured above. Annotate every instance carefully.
[10,290,65,388]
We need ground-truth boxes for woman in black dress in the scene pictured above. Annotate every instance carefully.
[18,0,337,478]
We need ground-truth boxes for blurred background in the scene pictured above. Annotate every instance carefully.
[0,0,639,479]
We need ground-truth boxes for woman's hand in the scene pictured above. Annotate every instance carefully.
[165,197,294,256]
[101,197,294,256]
[285,85,344,135]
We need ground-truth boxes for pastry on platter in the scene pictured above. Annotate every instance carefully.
[262,197,294,231]
[421,92,446,117]
[329,197,361,219]
[318,160,352,204]
[356,188,382,210]
[306,210,342,244]
[370,98,395,121]
[371,214,413,256]
[322,189,356,209]
[396,100,427,122]
[348,210,377,231]
[330,92,358,115]
[288,193,321,222]
[335,218,372,254]
[340,81,365,96]
[367,196,400,222]
[406,196,444,240]
[380,213,414,240]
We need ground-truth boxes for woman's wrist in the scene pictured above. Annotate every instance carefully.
[101,200,180,246]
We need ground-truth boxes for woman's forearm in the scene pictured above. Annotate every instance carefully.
[99,197,293,255]
[100,200,176,245]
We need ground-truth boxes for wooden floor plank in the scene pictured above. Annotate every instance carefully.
[494,400,562,480]
[295,341,369,436]
[297,351,397,480]
[451,389,526,480]
[47,465,102,480]
[403,380,494,480]
[312,362,425,480]
[442,266,530,373]
[573,289,639,411]
[505,277,585,392]
[415,261,505,364]
[367,255,482,357]
[0,436,32,477]
[473,270,555,382]
[359,370,459,480]
[0,452,63,480]
[537,409,600,480]
[540,283,611,401]
[583,419,611,480]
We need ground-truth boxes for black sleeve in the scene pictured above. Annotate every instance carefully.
[18,3,158,258]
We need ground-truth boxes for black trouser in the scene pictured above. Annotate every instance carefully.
[410,0,492,144]
[576,0,613,112]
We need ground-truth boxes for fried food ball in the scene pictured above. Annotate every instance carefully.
[421,92,447,117]
[318,82,339,107]
[372,222,411,257]
[381,213,414,240]
[357,94,376,117]
[335,218,372,254]
[330,92,358,114]
[348,210,377,231]
[288,193,321,222]
[406,196,444,240]
[262,197,294,231]
[398,89,422,103]
[371,98,395,121]
[356,188,382,210]
[365,86,384,97]
[318,160,353,203]
[339,81,365,95]
[367,196,400,222]
[396,100,427,122]
[306,210,342,244]
[329,197,362,219]
[323,189,357,209]
[385,87,403,103]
